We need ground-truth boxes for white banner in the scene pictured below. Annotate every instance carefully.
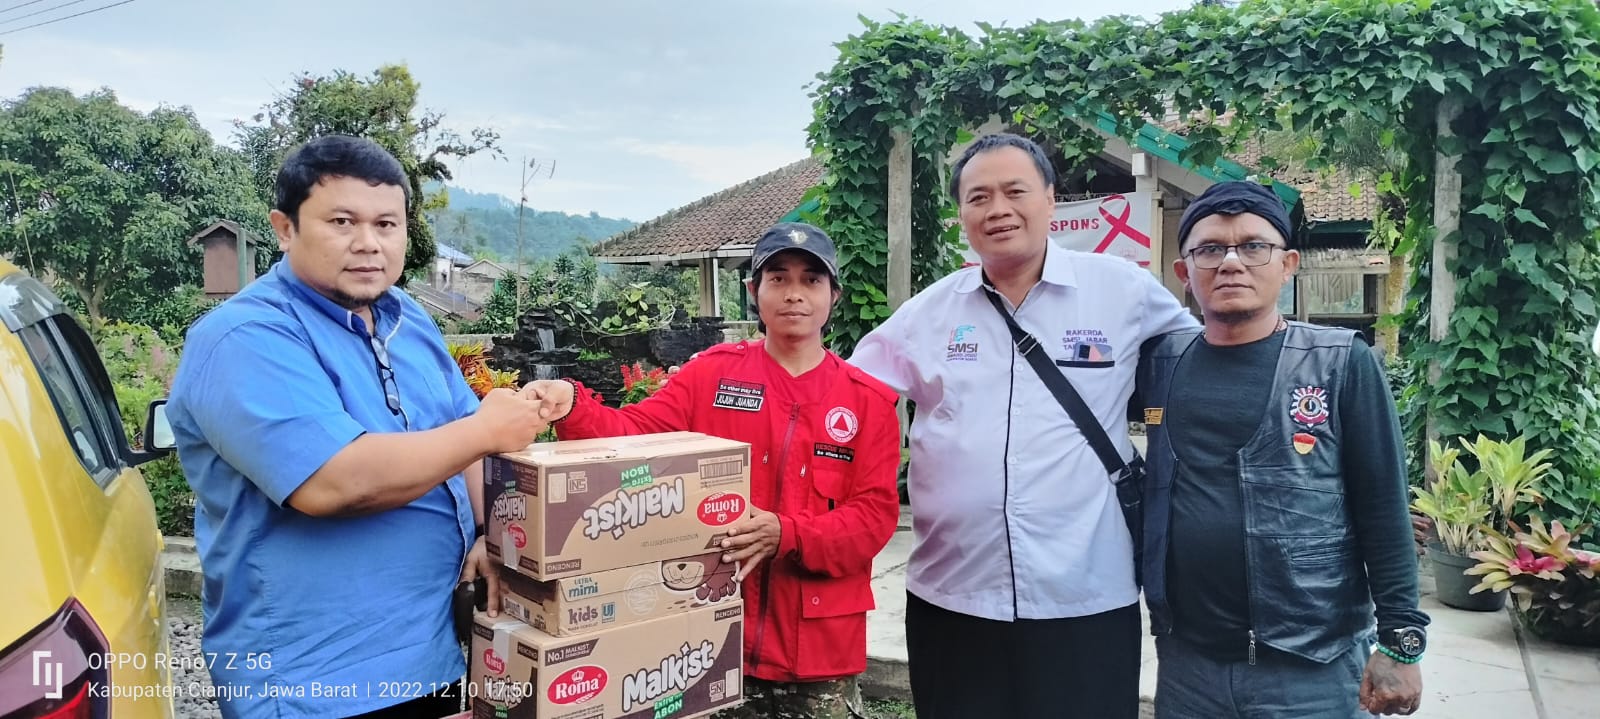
[959,191,1154,267]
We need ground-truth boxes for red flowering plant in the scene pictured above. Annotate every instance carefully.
[1467,516,1600,645]
[620,362,667,405]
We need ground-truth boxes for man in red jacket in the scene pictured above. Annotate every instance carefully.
[521,222,901,718]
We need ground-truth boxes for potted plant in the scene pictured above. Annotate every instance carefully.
[1413,434,1553,611]
[450,341,549,442]
[1467,433,1550,535]
[1411,440,1502,610]
[448,341,522,399]
[1467,517,1600,646]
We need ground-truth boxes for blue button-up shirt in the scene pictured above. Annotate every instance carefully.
[168,261,480,718]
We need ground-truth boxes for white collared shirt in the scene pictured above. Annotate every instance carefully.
[849,245,1198,621]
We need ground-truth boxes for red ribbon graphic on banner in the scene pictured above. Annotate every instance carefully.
[1093,194,1152,266]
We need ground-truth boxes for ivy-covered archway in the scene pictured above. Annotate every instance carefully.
[806,0,1600,517]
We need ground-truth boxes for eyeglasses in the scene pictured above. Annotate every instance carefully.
[1183,241,1286,269]
[368,334,411,431]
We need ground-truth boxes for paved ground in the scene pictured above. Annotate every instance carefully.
[863,504,1600,718]
[161,455,1596,718]
[171,543,1592,719]
[165,575,1158,719]
[863,696,1155,718]
[165,597,220,719]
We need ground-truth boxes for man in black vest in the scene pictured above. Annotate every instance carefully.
[1137,181,1429,717]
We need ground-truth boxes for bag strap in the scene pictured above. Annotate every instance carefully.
[982,286,1131,479]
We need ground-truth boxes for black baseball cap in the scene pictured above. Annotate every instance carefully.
[750,222,839,279]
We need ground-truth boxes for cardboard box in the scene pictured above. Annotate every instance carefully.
[501,551,741,637]
[469,602,745,719]
[486,432,751,580]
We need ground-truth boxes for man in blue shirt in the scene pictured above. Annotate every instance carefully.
[168,135,548,719]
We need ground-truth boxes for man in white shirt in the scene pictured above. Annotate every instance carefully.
[849,133,1198,718]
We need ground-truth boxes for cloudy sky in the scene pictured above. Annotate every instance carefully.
[0,0,1192,222]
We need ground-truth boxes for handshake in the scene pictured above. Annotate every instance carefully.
[470,380,579,454]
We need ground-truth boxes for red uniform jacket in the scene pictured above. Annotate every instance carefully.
[556,340,902,682]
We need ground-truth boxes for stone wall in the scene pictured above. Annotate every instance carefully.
[489,308,726,406]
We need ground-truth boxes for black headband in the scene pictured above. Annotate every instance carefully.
[1177,181,1293,248]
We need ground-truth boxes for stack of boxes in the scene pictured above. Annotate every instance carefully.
[469,432,751,719]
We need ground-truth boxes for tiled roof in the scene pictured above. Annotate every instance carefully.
[1226,143,1380,223]
[595,158,822,260]
[188,219,267,247]
[1154,113,1378,223]
[406,283,482,319]
[593,121,1373,265]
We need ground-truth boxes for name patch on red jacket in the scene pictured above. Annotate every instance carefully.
[712,379,764,411]
[814,443,855,462]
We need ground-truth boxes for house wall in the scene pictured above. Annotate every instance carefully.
[433,257,454,288]
[456,272,499,304]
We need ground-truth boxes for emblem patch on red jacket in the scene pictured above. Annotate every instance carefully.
[712,379,764,411]
[825,407,859,442]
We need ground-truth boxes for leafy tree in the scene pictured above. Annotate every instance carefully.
[1256,113,1411,355]
[235,65,501,282]
[0,87,261,329]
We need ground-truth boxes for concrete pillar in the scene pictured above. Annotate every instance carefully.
[697,258,720,317]
[1426,96,1463,477]
[887,129,913,311]
[1134,152,1163,281]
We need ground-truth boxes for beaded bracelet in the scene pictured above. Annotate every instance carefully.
[552,379,579,423]
[1376,644,1421,664]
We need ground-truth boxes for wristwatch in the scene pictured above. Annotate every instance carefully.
[1379,626,1427,661]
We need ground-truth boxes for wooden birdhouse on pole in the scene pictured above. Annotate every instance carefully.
[188,220,267,300]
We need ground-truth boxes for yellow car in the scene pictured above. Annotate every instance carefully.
[0,259,175,718]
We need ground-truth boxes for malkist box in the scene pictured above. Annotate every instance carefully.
[500,551,741,637]
[485,432,752,581]
[469,601,745,719]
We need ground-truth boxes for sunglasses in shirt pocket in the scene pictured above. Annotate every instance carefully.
[453,576,486,646]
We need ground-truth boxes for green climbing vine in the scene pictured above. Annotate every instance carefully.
[807,0,1600,522]
[806,17,974,351]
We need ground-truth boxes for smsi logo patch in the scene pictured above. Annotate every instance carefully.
[947,324,979,362]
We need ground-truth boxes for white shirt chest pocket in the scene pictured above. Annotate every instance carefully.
[1053,328,1122,369]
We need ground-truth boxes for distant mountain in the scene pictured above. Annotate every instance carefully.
[433,183,513,213]
[423,183,636,267]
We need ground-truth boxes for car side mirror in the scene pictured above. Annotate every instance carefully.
[147,400,174,450]
[132,399,174,466]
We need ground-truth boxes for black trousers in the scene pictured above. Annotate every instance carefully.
[906,592,1141,719]
[344,680,462,719]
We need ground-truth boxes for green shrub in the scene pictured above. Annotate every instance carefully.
[94,321,194,535]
